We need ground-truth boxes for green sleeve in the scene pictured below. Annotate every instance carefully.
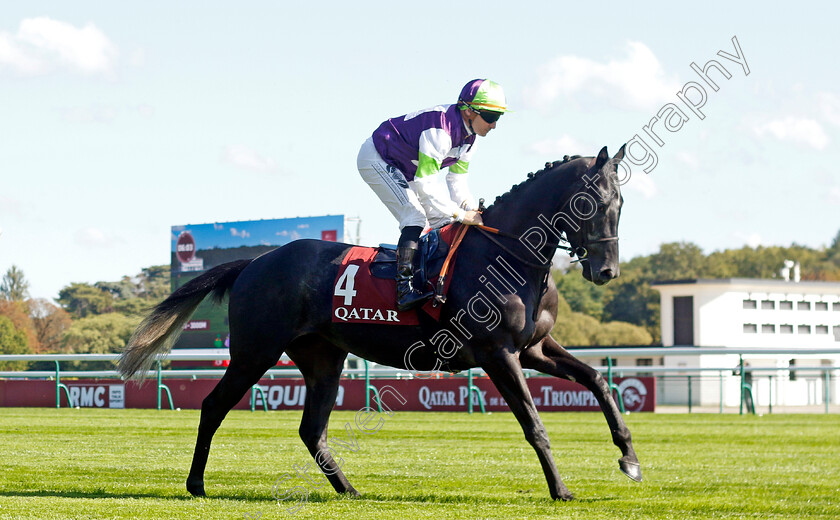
[449,159,469,174]
[415,152,442,179]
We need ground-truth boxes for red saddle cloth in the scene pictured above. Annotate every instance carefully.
[331,225,461,325]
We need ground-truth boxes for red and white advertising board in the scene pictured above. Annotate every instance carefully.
[0,377,654,412]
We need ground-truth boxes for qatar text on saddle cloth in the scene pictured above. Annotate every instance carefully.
[331,226,459,325]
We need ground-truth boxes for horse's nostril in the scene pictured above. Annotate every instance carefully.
[601,269,613,280]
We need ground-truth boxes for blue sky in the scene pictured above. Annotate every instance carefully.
[1,1,838,300]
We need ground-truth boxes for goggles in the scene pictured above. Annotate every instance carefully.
[476,109,502,124]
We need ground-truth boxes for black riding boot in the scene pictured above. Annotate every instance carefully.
[396,246,431,311]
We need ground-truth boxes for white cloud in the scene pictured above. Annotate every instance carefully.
[0,32,43,74]
[819,92,840,127]
[230,228,251,239]
[136,104,155,118]
[524,41,681,111]
[75,227,118,247]
[827,187,840,205]
[734,232,762,248]
[752,117,829,150]
[221,145,280,174]
[0,17,118,77]
[128,47,145,68]
[0,196,24,217]
[622,171,657,200]
[675,151,700,171]
[527,134,592,156]
[56,105,117,123]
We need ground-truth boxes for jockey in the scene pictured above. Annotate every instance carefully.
[357,79,509,311]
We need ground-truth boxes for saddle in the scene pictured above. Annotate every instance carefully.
[370,229,450,293]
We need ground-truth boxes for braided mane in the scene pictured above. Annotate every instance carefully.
[488,154,584,209]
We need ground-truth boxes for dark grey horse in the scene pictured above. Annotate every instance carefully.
[118,145,640,501]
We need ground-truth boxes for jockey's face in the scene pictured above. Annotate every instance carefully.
[464,109,497,137]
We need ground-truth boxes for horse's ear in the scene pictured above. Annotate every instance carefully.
[594,146,609,170]
[614,143,626,162]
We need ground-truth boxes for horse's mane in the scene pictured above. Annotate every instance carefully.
[488,154,586,209]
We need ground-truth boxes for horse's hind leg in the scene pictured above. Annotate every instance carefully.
[186,357,274,496]
[285,336,359,496]
[519,335,642,482]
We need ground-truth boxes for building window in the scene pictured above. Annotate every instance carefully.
[834,326,840,341]
[636,358,653,377]
[834,302,840,311]
[780,300,793,310]
[780,324,793,334]
[761,324,775,334]
[600,358,616,368]
[815,302,828,311]
[797,301,811,311]
[743,299,757,309]
[816,325,828,335]
[761,300,775,310]
[743,324,757,334]
[798,325,811,334]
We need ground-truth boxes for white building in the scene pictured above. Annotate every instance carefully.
[652,278,840,408]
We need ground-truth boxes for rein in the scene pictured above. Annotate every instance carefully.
[474,225,557,269]
[474,222,619,266]
[431,163,620,307]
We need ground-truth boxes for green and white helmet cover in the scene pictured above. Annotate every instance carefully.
[458,79,510,113]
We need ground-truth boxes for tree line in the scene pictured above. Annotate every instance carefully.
[552,229,840,344]
[0,266,169,370]
[1,228,838,367]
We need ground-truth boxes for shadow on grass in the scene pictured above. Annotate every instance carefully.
[0,488,621,507]
[0,489,274,502]
[291,489,621,506]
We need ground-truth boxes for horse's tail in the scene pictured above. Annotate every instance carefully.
[118,259,252,382]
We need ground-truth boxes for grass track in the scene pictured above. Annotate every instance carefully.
[0,408,838,519]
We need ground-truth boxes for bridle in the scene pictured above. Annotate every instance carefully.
[567,208,619,263]
[473,193,619,270]
[475,223,617,266]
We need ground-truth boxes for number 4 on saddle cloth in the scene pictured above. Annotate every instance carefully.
[331,224,463,325]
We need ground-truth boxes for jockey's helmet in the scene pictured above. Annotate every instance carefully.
[458,79,510,123]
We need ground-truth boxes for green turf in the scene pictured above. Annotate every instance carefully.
[0,408,838,519]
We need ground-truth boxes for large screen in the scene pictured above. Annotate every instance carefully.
[170,215,344,351]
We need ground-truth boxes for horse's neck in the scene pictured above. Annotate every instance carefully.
[484,165,582,256]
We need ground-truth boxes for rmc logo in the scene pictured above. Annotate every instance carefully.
[67,384,125,408]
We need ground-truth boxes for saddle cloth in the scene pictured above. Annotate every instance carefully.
[331,225,461,325]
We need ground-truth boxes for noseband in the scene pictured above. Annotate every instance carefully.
[569,214,619,263]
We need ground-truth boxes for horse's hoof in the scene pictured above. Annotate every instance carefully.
[552,492,574,502]
[343,487,361,498]
[186,479,206,497]
[618,458,642,482]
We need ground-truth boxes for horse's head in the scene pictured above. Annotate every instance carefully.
[566,145,625,286]
[481,145,625,285]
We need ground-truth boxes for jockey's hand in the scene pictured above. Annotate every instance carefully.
[462,210,484,226]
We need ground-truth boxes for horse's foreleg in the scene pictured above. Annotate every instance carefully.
[519,336,642,482]
[187,359,273,496]
[290,340,359,497]
[481,346,573,501]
